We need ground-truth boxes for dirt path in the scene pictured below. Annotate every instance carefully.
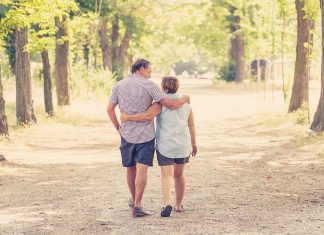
[1,79,323,235]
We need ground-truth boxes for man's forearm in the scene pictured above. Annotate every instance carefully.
[108,111,120,131]
[160,96,189,110]
[107,101,120,133]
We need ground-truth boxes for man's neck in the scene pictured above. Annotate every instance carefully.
[134,72,145,79]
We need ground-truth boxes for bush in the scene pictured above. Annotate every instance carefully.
[69,60,115,98]
[295,102,310,125]
[218,61,236,82]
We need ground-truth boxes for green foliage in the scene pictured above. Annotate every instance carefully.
[76,0,111,15]
[69,60,115,98]
[295,102,310,125]
[3,33,14,73]
[218,61,236,82]
[303,0,320,20]
[0,0,78,52]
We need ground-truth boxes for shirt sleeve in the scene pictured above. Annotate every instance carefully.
[148,82,165,102]
[110,84,119,104]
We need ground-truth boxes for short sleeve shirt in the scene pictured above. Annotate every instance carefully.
[110,74,165,143]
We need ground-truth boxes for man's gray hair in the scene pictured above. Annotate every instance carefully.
[131,59,151,73]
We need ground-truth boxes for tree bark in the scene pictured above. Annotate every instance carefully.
[310,0,324,132]
[234,34,245,83]
[55,15,70,106]
[99,16,112,70]
[229,6,245,83]
[83,43,90,69]
[288,0,315,113]
[0,64,9,135]
[41,50,54,116]
[117,28,132,79]
[111,14,120,79]
[15,27,36,124]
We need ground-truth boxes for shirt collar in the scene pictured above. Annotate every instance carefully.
[131,73,146,80]
[166,93,179,98]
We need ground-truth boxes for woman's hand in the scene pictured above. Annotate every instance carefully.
[120,112,128,122]
[191,145,197,157]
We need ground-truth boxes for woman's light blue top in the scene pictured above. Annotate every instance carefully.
[156,93,191,158]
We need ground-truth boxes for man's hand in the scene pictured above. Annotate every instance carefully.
[191,145,197,157]
[182,95,190,104]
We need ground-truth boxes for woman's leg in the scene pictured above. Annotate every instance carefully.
[174,163,185,210]
[160,165,173,206]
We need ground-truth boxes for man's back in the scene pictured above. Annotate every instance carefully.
[110,74,165,143]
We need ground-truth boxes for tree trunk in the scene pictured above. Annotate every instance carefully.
[41,50,54,116]
[288,0,315,113]
[310,0,324,132]
[55,15,70,106]
[0,64,9,135]
[229,6,245,83]
[235,34,245,83]
[111,15,123,80]
[83,43,90,69]
[15,28,36,124]
[99,16,112,70]
[117,28,132,79]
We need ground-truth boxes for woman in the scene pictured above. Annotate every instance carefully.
[121,76,197,217]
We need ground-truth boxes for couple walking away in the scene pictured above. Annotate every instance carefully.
[107,59,197,217]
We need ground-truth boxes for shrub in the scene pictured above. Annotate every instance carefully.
[295,102,309,125]
[218,61,236,82]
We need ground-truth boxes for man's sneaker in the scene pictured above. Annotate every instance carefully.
[132,206,153,217]
[128,198,134,209]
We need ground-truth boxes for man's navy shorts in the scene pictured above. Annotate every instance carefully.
[119,137,155,167]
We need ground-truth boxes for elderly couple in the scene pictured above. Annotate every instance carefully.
[107,59,197,218]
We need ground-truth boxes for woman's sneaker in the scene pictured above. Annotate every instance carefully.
[160,205,172,217]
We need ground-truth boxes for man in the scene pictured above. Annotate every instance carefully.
[107,59,189,217]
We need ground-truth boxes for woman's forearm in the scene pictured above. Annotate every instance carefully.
[188,109,196,146]
[124,112,152,121]
[121,103,162,122]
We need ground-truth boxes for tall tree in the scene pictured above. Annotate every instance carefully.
[41,50,54,116]
[1,0,77,122]
[228,5,245,83]
[289,0,315,113]
[0,4,9,134]
[55,15,70,106]
[0,56,8,135]
[15,27,35,124]
[99,16,112,70]
[310,0,324,132]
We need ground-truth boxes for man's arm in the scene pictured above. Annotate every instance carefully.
[159,95,190,110]
[188,108,197,157]
[121,103,162,122]
[107,101,120,134]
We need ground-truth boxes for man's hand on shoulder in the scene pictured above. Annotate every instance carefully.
[181,95,190,104]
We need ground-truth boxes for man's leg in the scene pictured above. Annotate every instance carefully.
[134,163,148,207]
[174,164,185,210]
[160,165,173,206]
[127,166,136,204]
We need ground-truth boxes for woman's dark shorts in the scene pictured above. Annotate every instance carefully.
[119,137,155,167]
[156,149,190,166]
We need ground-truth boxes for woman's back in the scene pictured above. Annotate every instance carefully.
[156,93,191,158]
